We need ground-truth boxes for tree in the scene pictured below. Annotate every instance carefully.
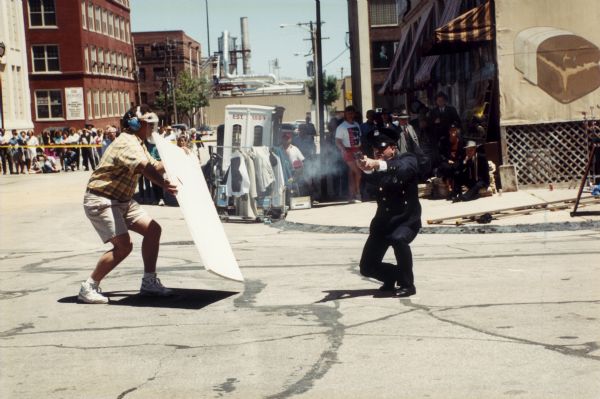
[156,70,211,126]
[306,74,340,110]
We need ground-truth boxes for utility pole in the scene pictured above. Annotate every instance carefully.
[315,0,326,198]
[205,0,211,56]
[167,38,178,124]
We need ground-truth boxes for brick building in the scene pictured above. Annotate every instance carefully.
[132,30,202,123]
[24,0,136,132]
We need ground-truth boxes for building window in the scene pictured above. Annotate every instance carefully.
[29,0,57,27]
[101,91,107,116]
[253,126,263,146]
[119,18,125,41]
[106,91,113,116]
[232,125,242,147]
[114,16,120,39]
[135,45,144,59]
[97,48,104,74]
[84,46,90,72]
[94,6,101,32]
[93,90,100,117]
[111,52,117,75]
[372,41,398,69]
[140,92,148,104]
[107,11,113,36]
[35,90,63,119]
[112,92,119,116]
[125,21,130,43]
[90,46,97,74]
[81,1,87,30]
[101,8,107,34]
[128,57,133,78]
[119,92,125,115]
[369,0,398,26]
[125,92,130,109]
[32,45,60,73]
[153,67,165,81]
[87,3,94,30]
[87,90,92,119]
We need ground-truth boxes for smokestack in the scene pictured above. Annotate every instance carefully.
[240,17,251,74]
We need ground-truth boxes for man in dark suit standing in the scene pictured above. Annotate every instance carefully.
[428,92,461,169]
[356,128,422,297]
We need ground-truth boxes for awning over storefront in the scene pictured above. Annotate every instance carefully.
[430,0,493,55]
[378,0,435,94]
[413,0,480,86]
[379,0,464,94]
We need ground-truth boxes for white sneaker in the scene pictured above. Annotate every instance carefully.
[158,199,165,206]
[140,276,172,296]
[78,281,109,304]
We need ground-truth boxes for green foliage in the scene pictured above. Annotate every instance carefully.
[156,70,211,124]
[306,75,340,108]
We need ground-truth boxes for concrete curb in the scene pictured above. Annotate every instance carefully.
[272,220,600,234]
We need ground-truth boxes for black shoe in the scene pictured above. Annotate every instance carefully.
[394,286,416,297]
[379,281,396,291]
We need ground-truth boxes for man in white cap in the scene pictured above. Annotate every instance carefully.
[452,140,490,202]
[78,105,178,304]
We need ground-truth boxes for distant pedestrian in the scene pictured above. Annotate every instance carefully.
[335,105,363,203]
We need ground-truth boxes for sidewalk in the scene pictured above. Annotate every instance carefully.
[283,188,600,233]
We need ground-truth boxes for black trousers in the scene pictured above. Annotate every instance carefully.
[454,175,487,201]
[359,233,415,288]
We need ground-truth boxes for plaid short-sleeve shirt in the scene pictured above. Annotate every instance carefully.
[87,133,158,201]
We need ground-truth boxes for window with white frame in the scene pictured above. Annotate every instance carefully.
[87,90,92,119]
[84,46,89,72]
[97,48,104,74]
[107,91,113,116]
[29,0,57,27]
[125,21,130,43]
[117,53,122,76]
[114,16,120,39]
[119,18,125,41]
[90,46,97,73]
[100,91,107,117]
[119,92,125,114]
[87,3,94,30]
[369,0,398,26]
[107,11,113,36]
[35,90,63,119]
[93,90,100,117]
[127,57,132,78]
[32,45,60,73]
[101,8,107,34]
[125,92,130,110]
[112,92,119,116]
[94,6,101,32]
[81,1,87,30]
[111,52,117,75]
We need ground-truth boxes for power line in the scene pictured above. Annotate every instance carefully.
[323,47,348,67]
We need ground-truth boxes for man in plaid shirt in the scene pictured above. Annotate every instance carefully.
[78,105,178,304]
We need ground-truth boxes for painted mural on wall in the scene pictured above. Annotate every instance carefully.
[496,0,600,125]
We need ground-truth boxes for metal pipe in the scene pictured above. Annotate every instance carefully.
[240,17,251,74]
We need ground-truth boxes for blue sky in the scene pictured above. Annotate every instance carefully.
[129,0,351,80]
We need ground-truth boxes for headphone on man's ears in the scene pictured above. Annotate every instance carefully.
[123,106,142,132]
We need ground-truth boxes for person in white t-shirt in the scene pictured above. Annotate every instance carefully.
[280,130,305,196]
[335,105,363,203]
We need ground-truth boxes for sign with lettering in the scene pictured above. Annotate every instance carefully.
[65,87,85,121]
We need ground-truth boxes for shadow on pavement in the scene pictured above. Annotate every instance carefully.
[316,288,396,303]
[58,288,238,310]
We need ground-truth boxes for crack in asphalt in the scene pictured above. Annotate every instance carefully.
[399,300,600,361]
[116,347,177,399]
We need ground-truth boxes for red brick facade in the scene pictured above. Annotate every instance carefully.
[24,0,136,132]
[132,31,202,119]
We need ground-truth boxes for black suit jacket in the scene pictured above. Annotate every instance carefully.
[428,105,461,137]
[364,153,422,242]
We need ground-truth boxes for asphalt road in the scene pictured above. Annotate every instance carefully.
[1,172,599,399]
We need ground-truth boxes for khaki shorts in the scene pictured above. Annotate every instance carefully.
[83,192,148,243]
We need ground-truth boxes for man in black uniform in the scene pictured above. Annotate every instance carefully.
[357,128,421,297]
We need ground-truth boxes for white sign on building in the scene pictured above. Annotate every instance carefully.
[65,87,85,121]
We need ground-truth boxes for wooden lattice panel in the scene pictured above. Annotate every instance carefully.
[505,122,591,186]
